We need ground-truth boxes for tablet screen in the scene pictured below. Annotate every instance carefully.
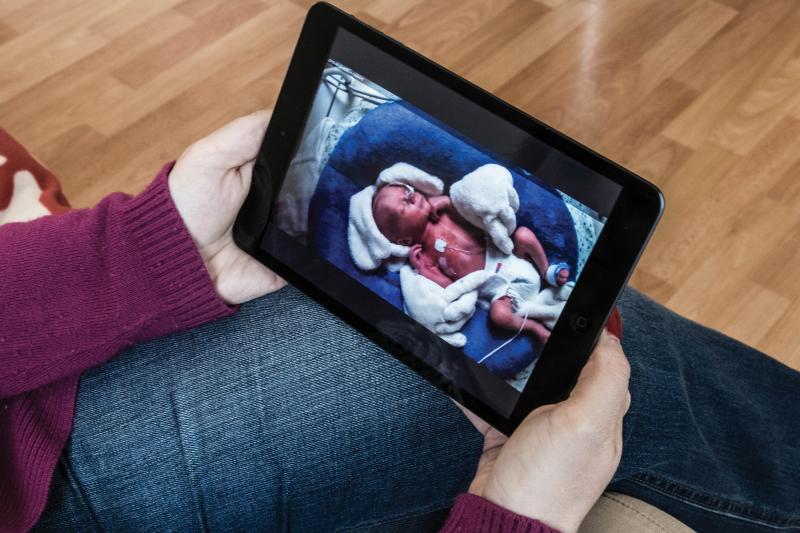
[261,29,622,417]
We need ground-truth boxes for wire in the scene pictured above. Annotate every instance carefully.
[477,288,530,365]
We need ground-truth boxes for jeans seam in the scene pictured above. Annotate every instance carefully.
[601,493,675,533]
[60,454,105,533]
[169,390,211,533]
[631,473,800,529]
[335,498,452,532]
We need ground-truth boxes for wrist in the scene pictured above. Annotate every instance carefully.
[441,493,561,533]
[125,163,234,328]
[483,481,579,533]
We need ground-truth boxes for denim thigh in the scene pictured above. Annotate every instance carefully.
[34,285,482,532]
[613,290,800,532]
[34,286,800,532]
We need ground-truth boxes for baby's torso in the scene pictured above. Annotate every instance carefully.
[421,213,486,279]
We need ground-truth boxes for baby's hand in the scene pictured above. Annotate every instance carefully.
[428,195,452,222]
[409,244,452,288]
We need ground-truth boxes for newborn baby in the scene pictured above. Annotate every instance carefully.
[348,162,569,345]
[408,211,562,344]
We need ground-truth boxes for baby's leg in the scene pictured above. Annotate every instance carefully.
[489,296,551,343]
[512,226,549,276]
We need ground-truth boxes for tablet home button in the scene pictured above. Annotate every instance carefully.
[570,314,590,332]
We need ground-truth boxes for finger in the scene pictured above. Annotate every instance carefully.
[567,330,631,420]
[195,110,271,169]
[453,401,508,450]
[238,159,256,190]
[453,401,492,435]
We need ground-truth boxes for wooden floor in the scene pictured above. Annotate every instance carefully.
[2,0,799,370]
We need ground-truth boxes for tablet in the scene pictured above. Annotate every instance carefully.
[234,2,663,435]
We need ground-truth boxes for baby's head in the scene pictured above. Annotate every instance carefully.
[347,163,445,271]
[372,183,432,246]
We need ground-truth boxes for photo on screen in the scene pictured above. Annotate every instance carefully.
[271,60,607,392]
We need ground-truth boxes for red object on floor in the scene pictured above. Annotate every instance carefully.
[0,128,71,215]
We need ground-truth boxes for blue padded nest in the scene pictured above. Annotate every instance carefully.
[307,102,577,379]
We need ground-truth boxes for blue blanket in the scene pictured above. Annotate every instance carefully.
[307,102,578,379]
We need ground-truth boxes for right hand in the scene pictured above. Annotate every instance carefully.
[462,331,631,533]
[169,111,286,305]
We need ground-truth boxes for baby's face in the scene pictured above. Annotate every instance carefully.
[372,184,432,245]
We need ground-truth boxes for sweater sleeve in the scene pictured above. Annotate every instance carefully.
[439,494,560,533]
[0,163,234,399]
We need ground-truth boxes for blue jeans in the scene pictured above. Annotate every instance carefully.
[33,287,800,532]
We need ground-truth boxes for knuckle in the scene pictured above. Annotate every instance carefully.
[560,406,602,441]
[599,342,631,381]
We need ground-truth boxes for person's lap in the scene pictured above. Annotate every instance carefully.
[34,286,800,532]
[34,285,481,532]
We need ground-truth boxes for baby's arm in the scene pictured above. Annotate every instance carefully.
[427,195,453,222]
[409,243,454,288]
[512,226,550,278]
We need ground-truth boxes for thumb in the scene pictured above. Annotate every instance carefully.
[567,331,631,421]
[193,110,271,169]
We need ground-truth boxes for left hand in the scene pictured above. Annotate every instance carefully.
[169,110,286,305]
[460,331,630,533]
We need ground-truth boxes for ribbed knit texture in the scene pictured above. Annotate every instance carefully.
[440,494,560,533]
[0,163,234,533]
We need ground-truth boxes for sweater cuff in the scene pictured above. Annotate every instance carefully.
[440,494,560,533]
[122,162,234,330]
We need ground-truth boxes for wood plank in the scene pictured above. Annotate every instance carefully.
[111,0,268,88]
[710,44,800,155]
[454,0,595,93]
[759,301,800,369]
[0,9,194,153]
[85,2,305,137]
[663,8,800,150]
[672,0,797,91]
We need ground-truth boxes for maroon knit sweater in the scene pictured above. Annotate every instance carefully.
[0,165,558,533]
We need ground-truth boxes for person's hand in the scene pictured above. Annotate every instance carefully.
[461,331,631,533]
[169,110,286,305]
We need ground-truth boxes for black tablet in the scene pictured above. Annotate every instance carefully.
[234,2,663,435]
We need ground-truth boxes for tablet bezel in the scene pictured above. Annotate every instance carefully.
[234,2,664,435]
